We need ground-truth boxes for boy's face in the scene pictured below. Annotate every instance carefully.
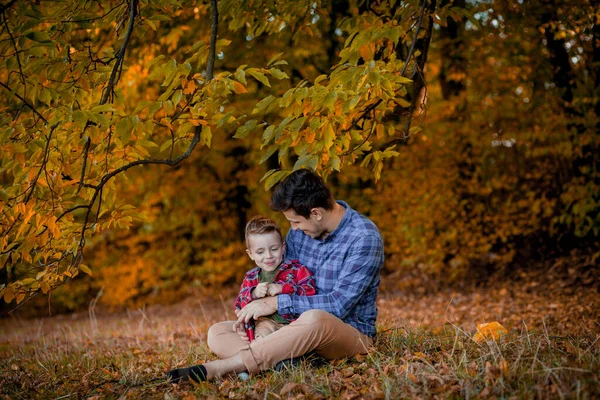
[246,231,285,272]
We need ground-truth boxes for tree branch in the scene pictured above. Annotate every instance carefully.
[0,0,17,15]
[0,81,48,124]
[25,123,58,203]
[76,136,91,195]
[62,1,126,23]
[1,12,25,88]
[206,0,219,81]
[100,0,138,105]
[340,0,429,157]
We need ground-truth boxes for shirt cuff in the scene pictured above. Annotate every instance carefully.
[277,294,294,315]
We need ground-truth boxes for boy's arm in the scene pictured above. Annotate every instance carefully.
[280,265,316,296]
[234,274,258,310]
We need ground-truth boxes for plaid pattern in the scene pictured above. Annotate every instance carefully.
[234,260,316,322]
[277,201,384,337]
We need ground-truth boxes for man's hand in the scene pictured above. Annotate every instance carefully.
[267,283,283,296]
[236,297,278,324]
[232,320,250,343]
[252,282,269,299]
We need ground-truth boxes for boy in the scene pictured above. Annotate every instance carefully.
[234,216,316,342]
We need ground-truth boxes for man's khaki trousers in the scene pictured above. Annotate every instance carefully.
[207,309,373,374]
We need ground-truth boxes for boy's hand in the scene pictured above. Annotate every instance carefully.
[267,283,283,296]
[252,282,268,299]
[232,320,250,343]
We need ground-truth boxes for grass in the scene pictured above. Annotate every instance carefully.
[1,296,599,399]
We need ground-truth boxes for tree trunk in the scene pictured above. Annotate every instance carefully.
[439,0,467,115]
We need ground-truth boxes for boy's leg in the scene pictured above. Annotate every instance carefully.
[238,309,372,375]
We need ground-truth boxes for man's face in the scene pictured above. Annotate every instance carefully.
[282,209,324,239]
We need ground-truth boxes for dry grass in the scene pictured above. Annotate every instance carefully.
[1,290,599,399]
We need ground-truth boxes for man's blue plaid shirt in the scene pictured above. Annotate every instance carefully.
[277,201,384,337]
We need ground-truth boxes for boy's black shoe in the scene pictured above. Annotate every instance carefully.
[166,364,207,383]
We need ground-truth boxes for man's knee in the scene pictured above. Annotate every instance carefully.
[207,321,230,350]
[297,309,337,325]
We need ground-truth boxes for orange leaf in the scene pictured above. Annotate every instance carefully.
[232,81,247,94]
[473,321,508,343]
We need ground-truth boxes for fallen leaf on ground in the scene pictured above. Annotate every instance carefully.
[473,321,508,342]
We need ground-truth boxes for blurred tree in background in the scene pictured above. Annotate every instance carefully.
[1,0,598,314]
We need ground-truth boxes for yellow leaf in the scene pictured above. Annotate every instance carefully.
[324,123,335,150]
[473,321,508,343]
[3,287,15,303]
[80,265,93,276]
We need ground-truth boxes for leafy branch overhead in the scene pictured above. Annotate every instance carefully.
[0,0,481,306]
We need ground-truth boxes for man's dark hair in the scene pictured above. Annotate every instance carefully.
[270,169,335,218]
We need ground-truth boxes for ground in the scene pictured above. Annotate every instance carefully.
[1,270,599,399]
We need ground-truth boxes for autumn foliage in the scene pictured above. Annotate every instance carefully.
[1,0,598,312]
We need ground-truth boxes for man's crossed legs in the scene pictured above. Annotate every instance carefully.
[167,309,372,382]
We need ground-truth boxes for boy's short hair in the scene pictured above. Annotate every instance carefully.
[270,169,335,218]
[245,216,283,248]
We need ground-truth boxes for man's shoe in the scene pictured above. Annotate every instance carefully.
[274,352,327,371]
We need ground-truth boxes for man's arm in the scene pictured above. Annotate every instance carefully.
[236,296,278,323]
[277,235,383,319]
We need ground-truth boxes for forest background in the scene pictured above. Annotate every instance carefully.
[0,0,598,321]
[1,0,600,398]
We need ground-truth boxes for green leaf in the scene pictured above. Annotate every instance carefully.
[260,169,277,183]
[323,92,337,111]
[288,117,307,135]
[267,52,284,66]
[293,154,318,170]
[72,110,87,129]
[264,170,291,190]
[116,118,133,141]
[233,119,258,139]
[217,38,232,47]
[235,68,247,85]
[26,31,52,43]
[159,140,173,153]
[248,70,271,87]
[253,95,276,114]
[262,125,276,144]
[259,146,278,164]
[172,89,182,106]
[201,125,212,148]
[90,104,117,113]
[331,155,341,171]
[269,68,289,80]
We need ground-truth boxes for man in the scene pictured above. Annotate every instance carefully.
[167,169,384,382]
